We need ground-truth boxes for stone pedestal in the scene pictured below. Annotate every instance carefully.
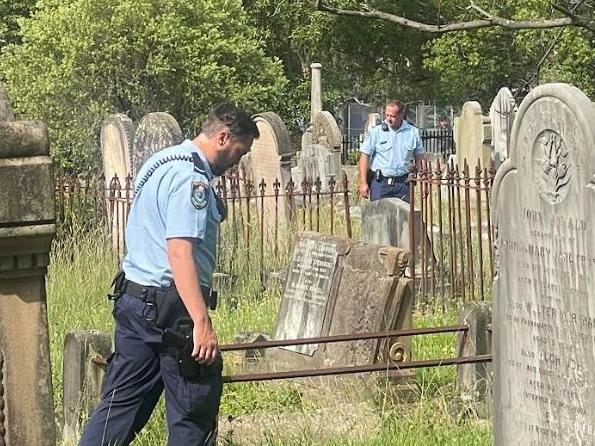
[0,85,56,446]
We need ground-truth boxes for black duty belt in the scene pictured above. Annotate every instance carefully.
[372,170,409,185]
[112,272,217,311]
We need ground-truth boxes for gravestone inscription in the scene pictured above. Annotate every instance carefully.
[492,83,595,446]
[270,232,413,374]
[275,236,339,355]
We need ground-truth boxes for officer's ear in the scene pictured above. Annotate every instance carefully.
[216,129,231,147]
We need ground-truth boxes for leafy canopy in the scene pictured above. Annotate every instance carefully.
[0,0,287,172]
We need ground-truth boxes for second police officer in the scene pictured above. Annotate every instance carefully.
[358,100,425,202]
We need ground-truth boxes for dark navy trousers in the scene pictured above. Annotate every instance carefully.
[78,293,222,446]
[370,178,410,202]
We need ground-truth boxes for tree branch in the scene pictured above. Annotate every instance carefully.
[315,0,594,34]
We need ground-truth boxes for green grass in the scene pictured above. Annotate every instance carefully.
[47,231,491,445]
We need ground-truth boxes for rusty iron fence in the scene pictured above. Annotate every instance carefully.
[408,159,495,309]
[53,158,494,308]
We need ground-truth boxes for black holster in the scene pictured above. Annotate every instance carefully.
[162,323,223,380]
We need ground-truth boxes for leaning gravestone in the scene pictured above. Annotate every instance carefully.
[0,83,56,445]
[271,232,413,371]
[455,102,492,173]
[248,112,296,228]
[489,88,517,169]
[492,83,595,445]
[132,112,183,176]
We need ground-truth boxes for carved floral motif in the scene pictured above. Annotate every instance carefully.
[533,130,571,204]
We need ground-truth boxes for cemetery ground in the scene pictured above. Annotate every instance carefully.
[47,229,491,446]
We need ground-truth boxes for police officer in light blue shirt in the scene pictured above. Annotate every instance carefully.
[358,100,425,202]
[79,103,259,446]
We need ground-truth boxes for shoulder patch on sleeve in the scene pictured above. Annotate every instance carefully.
[191,181,210,210]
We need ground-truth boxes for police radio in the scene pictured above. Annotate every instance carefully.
[381,121,389,131]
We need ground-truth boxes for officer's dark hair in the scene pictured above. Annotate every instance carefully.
[201,102,260,141]
[386,100,404,115]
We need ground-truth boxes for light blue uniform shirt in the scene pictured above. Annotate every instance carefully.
[360,120,425,177]
[122,139,221,288]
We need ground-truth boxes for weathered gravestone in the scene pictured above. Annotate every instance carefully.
[270,232,413,373]
[101,114,135,256]
[455,102,492,173]
[489,88,517,169]
[100,113,134,186]
[492,83,595,445]
[360,198,434,274]
[132,112,183,176]
[248,112,296,227]
[0,84,56,445]
[293,111,343,192]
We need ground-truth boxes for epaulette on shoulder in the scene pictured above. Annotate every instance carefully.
[135,153,206,195]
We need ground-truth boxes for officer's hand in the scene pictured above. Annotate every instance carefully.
[192,318,219,365]
[358,182,369,199]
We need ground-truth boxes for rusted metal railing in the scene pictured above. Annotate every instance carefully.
[219,324,493,383]
[54,157,495,308]
[408,158,495,308]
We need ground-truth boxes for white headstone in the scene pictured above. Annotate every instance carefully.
[489,88,517,169]
[492,83,595,445]
[455,102,492,173]
[100,114,134,185]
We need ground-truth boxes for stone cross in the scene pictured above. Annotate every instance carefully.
[492,83,595,445]
[0,83,56,445]
[489,88,517,169]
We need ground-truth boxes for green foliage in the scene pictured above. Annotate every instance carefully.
[0,0,36,47]
[424,0,595,106]
[0,0,287,172]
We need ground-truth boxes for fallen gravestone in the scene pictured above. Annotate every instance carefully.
[0,82,56,445]
[268,232,413,375]
[492,83,595,445]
